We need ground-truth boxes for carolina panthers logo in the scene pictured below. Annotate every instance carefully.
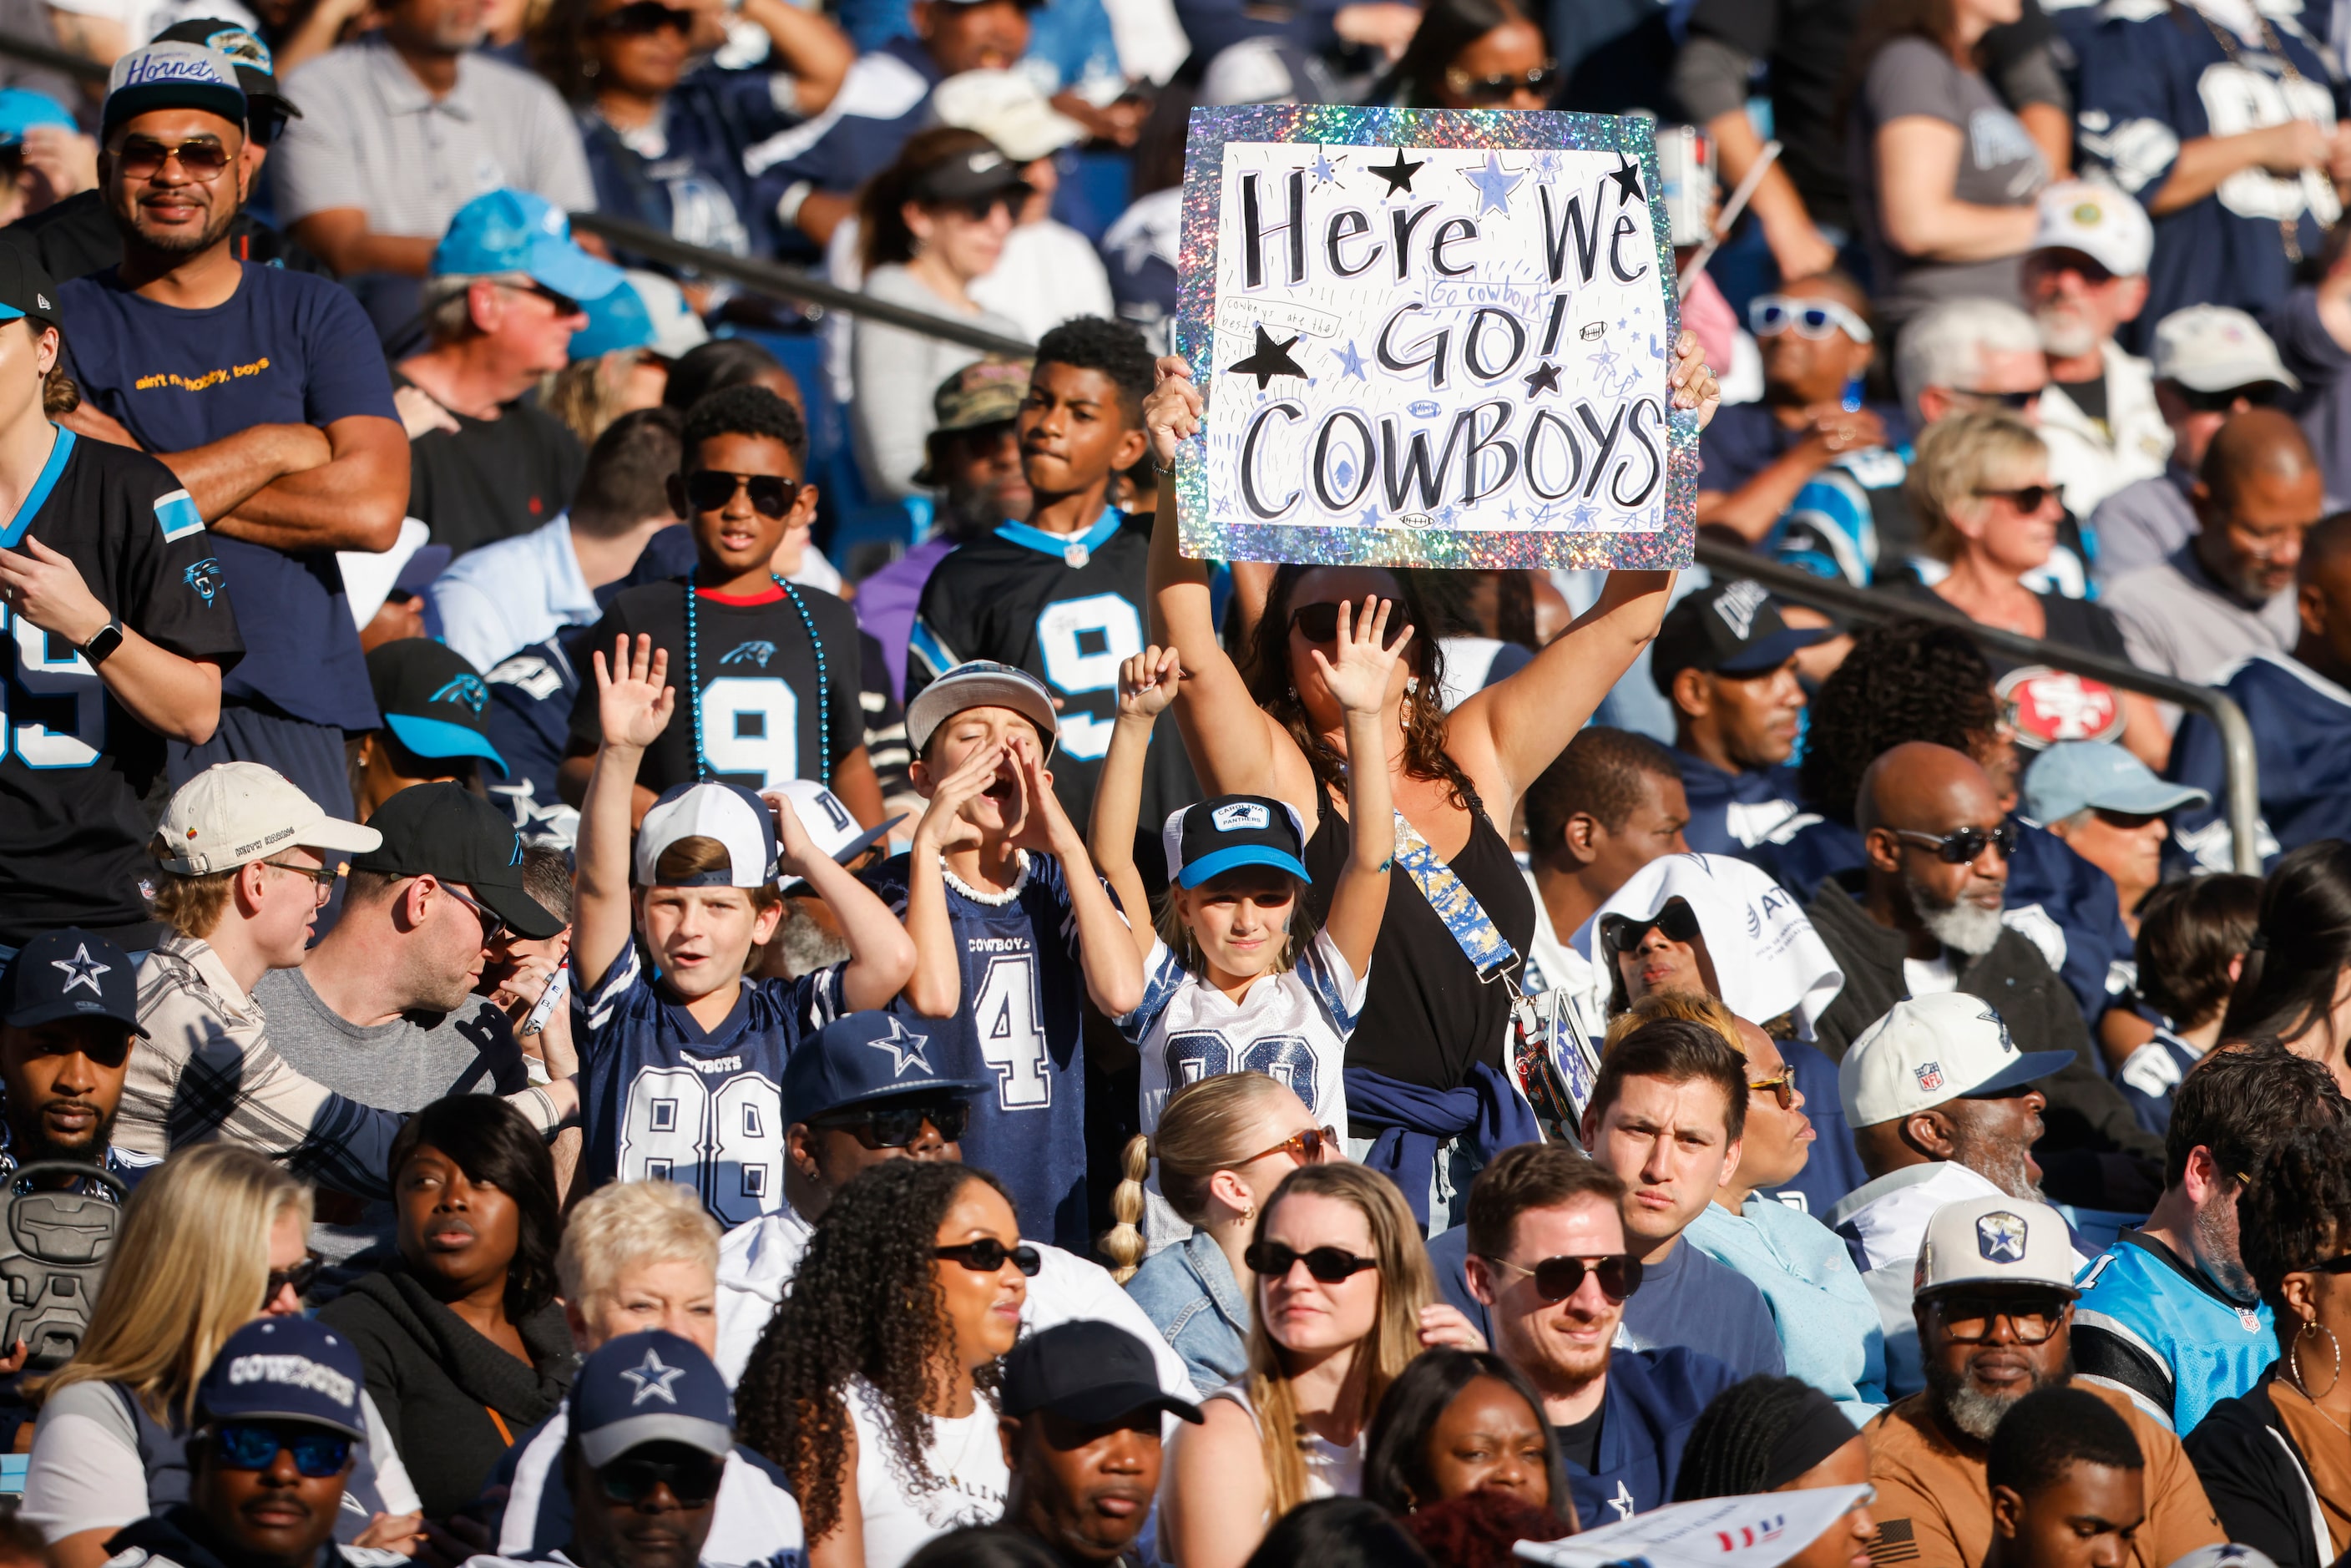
[1977,1211,2029,1263]
[182,557,221,605]
[429,675,489,715]
[721,640,777,669]
[1211,802,1270,832]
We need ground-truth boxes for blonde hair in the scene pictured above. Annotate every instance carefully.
[1905,408,2047,563]
[147,857,236,940]
[37,1146,311,1425]
[541,349,656,448]
[1246,1164,1433,1517]
[557,1178,722,1319]
[1105,1073,1297,1282]
[1152,873,1306,976]
[1604,989,1744,1057]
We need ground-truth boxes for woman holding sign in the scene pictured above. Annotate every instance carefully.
[1141,335,1717,1231]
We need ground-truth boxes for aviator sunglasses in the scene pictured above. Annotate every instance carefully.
[685,469,801,518]
[1479,1252,1643,1303]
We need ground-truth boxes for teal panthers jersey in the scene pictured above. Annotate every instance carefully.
[2074,1232,2273,1434]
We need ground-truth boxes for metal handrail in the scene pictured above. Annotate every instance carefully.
[0,29,102,81]
[1696,538,2264,876]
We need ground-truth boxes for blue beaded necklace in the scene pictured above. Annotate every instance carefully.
[685,567,831,784]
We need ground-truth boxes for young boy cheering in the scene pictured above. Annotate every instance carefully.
[559,385,878,826]
[572,633,914,1224]
[870,660,1145,1252]
[906,317,1195,832]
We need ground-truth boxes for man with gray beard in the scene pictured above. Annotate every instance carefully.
[2025,182,2169,520]
[1863,1194,2225,1568]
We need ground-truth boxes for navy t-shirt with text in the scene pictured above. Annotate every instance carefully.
[58,262,397,731]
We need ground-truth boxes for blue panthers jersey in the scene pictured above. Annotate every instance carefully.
[483,634,581,846]
[574,940,845,1226]
[863,849,1099,1252]
[2075,1231,2273,1434]
[2166,651,2349,875]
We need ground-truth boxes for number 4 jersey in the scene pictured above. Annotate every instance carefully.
[863,848,1100,1253]
[574,939,845,1225]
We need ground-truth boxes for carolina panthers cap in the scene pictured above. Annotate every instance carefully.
[767,779,903,892]
[154,761,381,874]
[351,782,564,939]
[196,1317,369,1439]
[1161,794,1310,889]
[1650,579,1828,693]
[781,1010,988,1123]
[1839,993,2076,1129]
[149,20,300,129]
[1914,1194,2079,1298]
[432,187,624,305]
[905,660,1059,757]
[102,39,244,139]
[635,781,780,890]
[0,87,75,148]
[3,928,147,1037]
[367,639,506,775]
[573,1330,734,1467]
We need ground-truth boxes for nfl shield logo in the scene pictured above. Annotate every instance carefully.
[1915,1061,1945,1093]
[1978,1211,2029,1263]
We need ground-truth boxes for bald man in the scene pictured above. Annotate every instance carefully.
[2104,409,2318,690]
[2165,510,2351,872]
[1802,741,2161,1180]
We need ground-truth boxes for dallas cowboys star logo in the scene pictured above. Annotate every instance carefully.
[619,1347,686,1405]
[867,1016,935,1078]
[51,943,108,997]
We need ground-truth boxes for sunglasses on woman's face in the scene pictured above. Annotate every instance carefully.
[935,1238,1043,1277]
[685,469,800,518]
[596,0,694,33]
[1974,484,2055,513]
[214,1424,352,1478]
[1747,1071,1797,1110]
[1287,598,1412,648]
[1893,822,2020,864]
[1443,60,1557,104]
[598,1453,726,1507]
[1481,1252,1642,1303]
[1600,900,1701,953]
[1240,1125,1341,1166]
[262,1251,321,1309]
[815,1100,970,1149]
[1245,1242,1379,1282]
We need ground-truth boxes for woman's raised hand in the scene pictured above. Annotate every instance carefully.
[1144,356,1204,469]
[1311,597,1413,717]
[1118,644,1183,721]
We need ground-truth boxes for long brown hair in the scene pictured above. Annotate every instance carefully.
[857,126,1003,275]
[1244,1163,1434,1516]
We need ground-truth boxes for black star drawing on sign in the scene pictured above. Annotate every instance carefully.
[1370,146,1425,196]
[1522,360,1562,397]
[1226,325,1308,390]
[1610,155,1645,205]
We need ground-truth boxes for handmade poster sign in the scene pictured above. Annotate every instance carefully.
[1172,105,1697,569]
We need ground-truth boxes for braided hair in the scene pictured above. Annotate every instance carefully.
[1671,1376,1836,1501]
[736,1161,1013,1539]
[1797,619,2001,825]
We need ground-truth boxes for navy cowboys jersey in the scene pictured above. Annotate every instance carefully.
[483,634,582,846]
[863,849,1095,1252]
[2166,651,2348,874]
[574,941,845,1225]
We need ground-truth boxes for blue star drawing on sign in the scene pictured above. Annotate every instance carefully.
[867,1016,936,1077]
[1335,340,1368,381]
[1609,156,1645,204]
[620,1348,687,1406]
[1534,150,1562,180]
[1503,500,1519,523]
[1358,502,1383,528]
[1522,361,1561,397]
[1370,147,1423,196]
[1587,342,1623,379]
[1460,150,1524,216]
[1568,499,1601,528]
[1308,148,1344,185]
[1226,324,1308,390]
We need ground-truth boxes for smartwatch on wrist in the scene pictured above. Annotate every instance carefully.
[79,619,124,667]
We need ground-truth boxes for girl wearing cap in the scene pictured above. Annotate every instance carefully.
[1090,613,1403,1247]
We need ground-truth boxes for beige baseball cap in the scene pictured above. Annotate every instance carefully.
[1914,1195,2080,1298]
[1839,992,2075,1129]
[154,761,381,875]
[2151,304,2299,394]
[2029,180,2152,278]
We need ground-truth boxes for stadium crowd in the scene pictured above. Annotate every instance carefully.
[3,0,2351,1565]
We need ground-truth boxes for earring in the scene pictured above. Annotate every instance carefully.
[2292,1317,2343,1400]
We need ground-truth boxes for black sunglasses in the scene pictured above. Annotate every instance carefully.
[598,1453,726,1507]
[512,281,584,317]
[215,1424,352,1478]
[1481,1252,1643,1303]
[1956,387,2041,411]
[596,0,694,33]
[815,1100,969,1148]
[1287,598,1411,648]
[113,136,231,180]
[1974,485,2055,513]
[936,1238,1042,1277]
[1894,822,2020,864]
[1600,900,1701,953]
[685,469,801,518]
[1443,60,1557,104]
[262,1251,321,1308]
[1245,1242,1379,1282]
[2176,382,2285,414]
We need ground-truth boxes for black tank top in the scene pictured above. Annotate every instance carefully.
[1303,787,1534,1094]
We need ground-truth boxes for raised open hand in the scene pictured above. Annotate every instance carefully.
[1118,645,1183,721]
[1310,596,1414,716]
[593,633,675,750]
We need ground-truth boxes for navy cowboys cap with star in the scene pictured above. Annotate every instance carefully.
[781,1011,988,1124]
[3,929,147,1038]
[573,1328,734,1467]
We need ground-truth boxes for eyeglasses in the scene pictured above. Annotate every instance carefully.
[261,857,337,903]
[1244,1242,1379,1282]
[935,1238,1042,1277]
[262,1251,321,1308]
[437,881,508,944]
[814,1100,969,1148]
[685,469,801,519]
[597,1453,726,1507]
[1974,485,2056,513]
[1481,1252,1643,1303]
[1893,822,2019,864]
[1442,60,1557,104]
[1747,1071,1797,1110]
[1931,1293,2067,1344]
[2174,382,2285,414]
[1600,900,1701,953]
[1240,1125,1341,1166]
[1749,294,1875,346]
[953,191,1022,221]
[594,0,694,33]
[1954,387,2041,412]
[1287,599,1411,648]
[112,136,231,180]
[213,1423,353,1478]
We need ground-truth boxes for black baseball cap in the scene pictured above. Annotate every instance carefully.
[367,640,506,776]
[149,20,301,129]
[1160,795,1311,890]
[781,1012,987,1124]
[351,783,564,939]
[1,929,146,1038]
[910,144,1031,206]
[1650,579,1829,694]
[0,245,63,333]
[1001,1322,1202,1424]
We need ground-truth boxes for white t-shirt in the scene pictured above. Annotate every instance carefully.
[1199,1379,1362,1503]
[847,1377,1009,1568]
[1120,930,1362,1139]
[1903,950,1961,996]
